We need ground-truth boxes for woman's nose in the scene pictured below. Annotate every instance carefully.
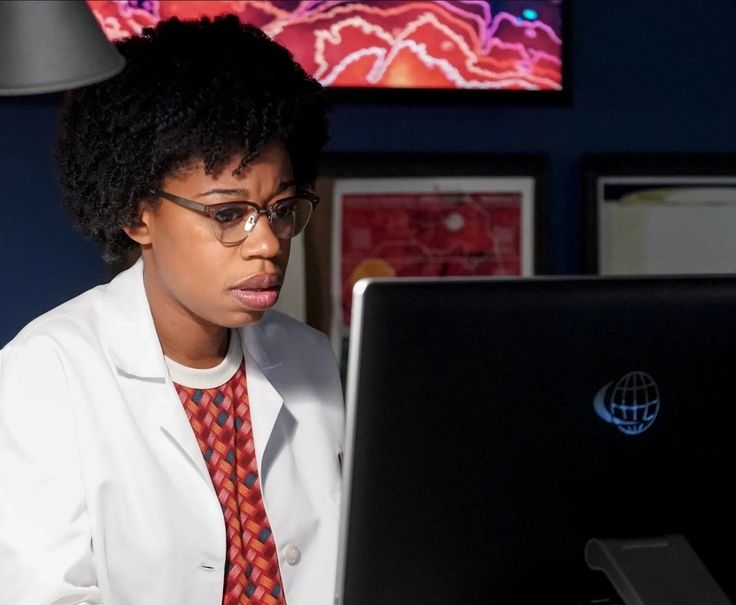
[239,212,283,259]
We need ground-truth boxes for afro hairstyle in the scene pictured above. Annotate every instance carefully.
[54,14,330,264]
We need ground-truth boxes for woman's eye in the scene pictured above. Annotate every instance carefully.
[272,201,295,220]
[214,206,246,224]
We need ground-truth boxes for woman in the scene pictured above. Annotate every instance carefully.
[0,15,344,605]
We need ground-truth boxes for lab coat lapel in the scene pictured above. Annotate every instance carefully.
[156,383,213,484]
[240,326,285,479]
[100,260,212,486]
[240,320,317,556]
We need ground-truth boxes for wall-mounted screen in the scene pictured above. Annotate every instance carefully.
[88,0,567,103]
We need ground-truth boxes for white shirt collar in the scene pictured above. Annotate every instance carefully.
[165,329,243,389]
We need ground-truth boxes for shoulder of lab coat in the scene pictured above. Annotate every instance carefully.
[0,259,345,605]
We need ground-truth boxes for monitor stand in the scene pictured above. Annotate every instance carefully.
[585,534,732,605]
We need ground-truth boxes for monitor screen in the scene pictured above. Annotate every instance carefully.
[337,276,736,604]
[88,0,567,103]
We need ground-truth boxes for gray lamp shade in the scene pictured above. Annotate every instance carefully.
[0,0,125,95]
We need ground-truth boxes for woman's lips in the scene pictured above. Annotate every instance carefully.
[235,273,282,290]
[230,287,280,310]
[229,273,282,310]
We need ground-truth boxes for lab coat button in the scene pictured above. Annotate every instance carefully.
[283,544,301,565]
[198,562,217,572]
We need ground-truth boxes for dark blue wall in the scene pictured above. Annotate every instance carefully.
[3,0,736,346]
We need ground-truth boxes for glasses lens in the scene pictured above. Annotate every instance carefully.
[213,204,256,244]
[270,198,314,239]
[212,197,315,244]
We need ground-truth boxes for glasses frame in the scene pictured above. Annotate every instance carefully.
[155,189,320,245]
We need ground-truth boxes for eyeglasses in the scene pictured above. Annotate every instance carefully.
[155,189,319,245]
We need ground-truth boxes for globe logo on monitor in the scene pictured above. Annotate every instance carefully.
[593,371,660,435]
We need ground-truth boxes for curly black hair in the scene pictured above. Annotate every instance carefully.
[55,15,329,263]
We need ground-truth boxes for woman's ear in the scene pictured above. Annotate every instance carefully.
[122,204,154,245]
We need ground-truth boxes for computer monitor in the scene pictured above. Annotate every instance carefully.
[335,276,736,604]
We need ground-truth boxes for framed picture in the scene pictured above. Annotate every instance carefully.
[584,153,736,276]
[303,152,546,364]
[89,0,569,106]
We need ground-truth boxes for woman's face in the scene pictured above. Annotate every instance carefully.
[127,140,294,331]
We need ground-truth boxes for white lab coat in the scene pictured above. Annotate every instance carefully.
[0,260,345,605]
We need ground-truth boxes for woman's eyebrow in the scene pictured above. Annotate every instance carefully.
[196,180,296,199]
[277,179,297,192]
[196,187,248,198]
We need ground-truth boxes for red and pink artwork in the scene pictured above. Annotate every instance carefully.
[88,1,563,91]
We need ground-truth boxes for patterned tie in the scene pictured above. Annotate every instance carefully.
[175,362,287,604]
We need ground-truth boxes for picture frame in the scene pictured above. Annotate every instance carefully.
[583,153,736,276]
[89,0,570,107]
[303,152,547,362]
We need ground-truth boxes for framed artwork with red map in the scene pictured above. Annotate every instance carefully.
[88,0,569,105]
[301,153,546,363]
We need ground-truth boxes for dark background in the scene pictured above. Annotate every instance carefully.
[3,0,736,346]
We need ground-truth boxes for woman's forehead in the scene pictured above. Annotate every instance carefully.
[162,144,294,193]
[171,140,290,175]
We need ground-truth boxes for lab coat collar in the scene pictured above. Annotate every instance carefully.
[101,259,167,380]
